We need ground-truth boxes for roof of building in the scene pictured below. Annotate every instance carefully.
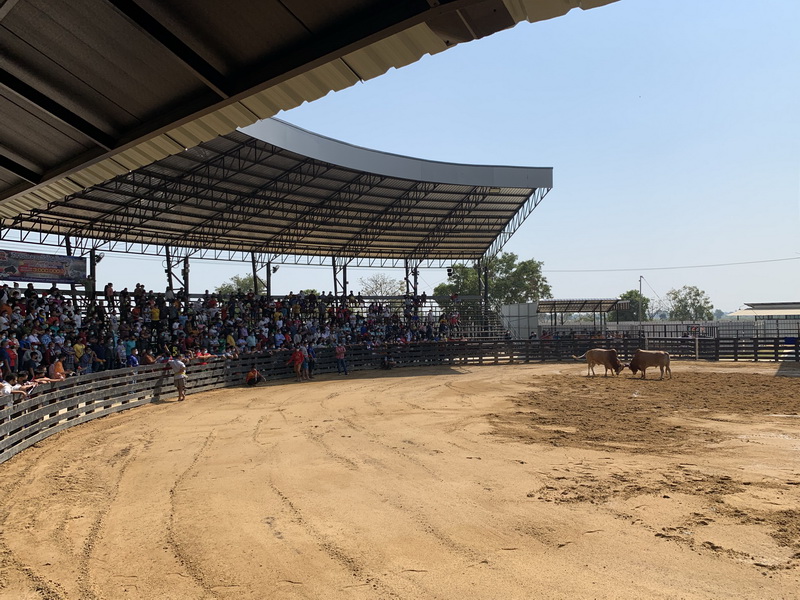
[537,298,629,314]
[0,0,617,223]
[728,302,800,317]
[7,119,552,267]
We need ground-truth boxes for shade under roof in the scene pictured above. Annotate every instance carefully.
[8,119,552,267]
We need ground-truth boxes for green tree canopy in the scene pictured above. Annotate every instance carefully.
[215,274,256,296]
[666,285,714,321]
[608,289,651,322]
[433,252,551,311]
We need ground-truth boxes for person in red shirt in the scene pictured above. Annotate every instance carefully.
[286,346,306,382]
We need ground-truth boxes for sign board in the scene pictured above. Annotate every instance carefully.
[0,249,87,284]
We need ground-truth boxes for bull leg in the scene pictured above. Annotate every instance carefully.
[640,368,647,379]
[666,364,672,379]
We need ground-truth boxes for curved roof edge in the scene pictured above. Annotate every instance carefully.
[0,0,619,219]
[247,119,553,189]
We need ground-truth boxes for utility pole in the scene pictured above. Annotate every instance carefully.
[639,275,644,338]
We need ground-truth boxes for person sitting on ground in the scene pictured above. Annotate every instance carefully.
[245,366,266,386]
[380,351,396,370]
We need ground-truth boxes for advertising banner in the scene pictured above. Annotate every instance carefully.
[0,249,87,284]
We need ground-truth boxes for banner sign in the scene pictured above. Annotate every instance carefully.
[0,249,87,284]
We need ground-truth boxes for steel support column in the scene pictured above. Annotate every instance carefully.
[88,248,97,308]
[165,246,174,291]
[182,257,190,306]
[331,257,349,305]
[251,254,259,295]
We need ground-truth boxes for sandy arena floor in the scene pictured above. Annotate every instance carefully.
[0,361,799,599]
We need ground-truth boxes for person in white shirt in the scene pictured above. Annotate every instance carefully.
[167,355,187,402]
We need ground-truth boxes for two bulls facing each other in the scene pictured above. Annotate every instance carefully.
[572,349,672,380]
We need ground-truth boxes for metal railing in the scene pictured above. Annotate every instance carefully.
[3,337,797,465]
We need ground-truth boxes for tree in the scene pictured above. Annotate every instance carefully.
[608,289,651,322]
[433,252,551,311]
[666,285,714,321]
[358,273,404,297]
[713,309,726,320]
[215,274,255,296]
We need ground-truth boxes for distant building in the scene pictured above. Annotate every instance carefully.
[728,302,800,321]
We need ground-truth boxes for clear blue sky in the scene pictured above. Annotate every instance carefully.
[66,0,800,312]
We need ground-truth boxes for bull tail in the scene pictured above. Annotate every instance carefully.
[571,353,586,360]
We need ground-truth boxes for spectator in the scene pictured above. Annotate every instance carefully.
[167,354,187,401]
[335,342,348,375]
[245,366,266,386]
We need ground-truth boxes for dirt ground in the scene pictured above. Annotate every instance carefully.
[0,360,799,599]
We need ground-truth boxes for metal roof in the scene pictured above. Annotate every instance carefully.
[0,0,618,221]
[7,119,552,267]
[538,298,628,313]
[728,308,800,317]
[728,302,800,317]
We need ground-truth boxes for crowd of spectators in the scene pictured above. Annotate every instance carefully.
[0,282,464,389]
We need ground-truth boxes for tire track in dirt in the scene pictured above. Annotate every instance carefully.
[0,439,71,600]
[337,416,443,481]
[76,434,152,600]
[267,479,402,599]
[0,423,146,600]
[166,430,219,599]
[303,427,359,471]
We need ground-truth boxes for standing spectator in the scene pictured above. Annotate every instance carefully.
[335,342,348,375]
[167,354,187,401]
[306,343,317,379]
[286,346,305,382]
[104,282,115,312]
[115,338,127,370]
[77,346,96,375]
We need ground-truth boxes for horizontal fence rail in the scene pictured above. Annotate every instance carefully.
[2,338,798,464]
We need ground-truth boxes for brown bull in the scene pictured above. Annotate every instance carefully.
[626,349,672,380]
[572,348,623,377]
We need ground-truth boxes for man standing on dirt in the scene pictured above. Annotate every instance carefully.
[335,341,348,375]
[167,354,187,401]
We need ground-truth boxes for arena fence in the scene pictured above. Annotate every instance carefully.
[2,337,798,464]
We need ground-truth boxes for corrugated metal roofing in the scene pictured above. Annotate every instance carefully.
[728,309,800,317]
[0,0,618,222]
[538,299,628,313]
[9,121,552,266]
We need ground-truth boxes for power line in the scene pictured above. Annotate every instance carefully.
[543,256,800,273]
